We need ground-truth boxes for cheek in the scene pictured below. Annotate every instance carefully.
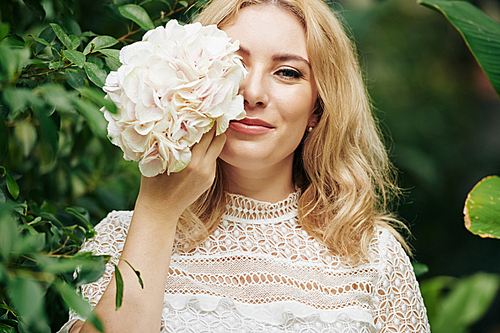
[278,88,316,126]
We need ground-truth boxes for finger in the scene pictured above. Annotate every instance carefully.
[205,132,226,161]
[190,126,216,157]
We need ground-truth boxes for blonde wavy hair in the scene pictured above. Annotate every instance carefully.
[175,0,410,261]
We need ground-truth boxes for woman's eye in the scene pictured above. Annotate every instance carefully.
[276,68,303,79]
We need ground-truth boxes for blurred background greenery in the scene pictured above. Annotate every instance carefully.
[338,0,500,331]
[0,0,499,331]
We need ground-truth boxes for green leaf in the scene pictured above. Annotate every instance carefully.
[0,23,9,41]
[63,49,86,68]
[79,86,117,114]
[99,48,121,66]
[5,173,19,200]
[31,35,57,52]
[76,257,107,286]
[411,261,429,277]
[66,68,86,89]
[55,282,104,332]
[8,278,46,329]
[74,98,107,137]
[0,323,17,333]
[430,273,500,333]
[35,27,56,54]
[0,202,19,259]
[22,0,46,21]
[65,206,90,227]
[69,34,81,50]
[179,1,188,7]
[113,263,124,310]
[0,114,8,160]
[2,88,37,116]
[50,23,72,49]
[0,44,31,82]
[37,84,77,112]
[84,62,107,88]
[121,258,144,288]
[34,105,59,157]
[55,281,91,317]
[83,36,119,54]
[118,4,155,31]
[464,175,500,239]
[14,120,37,157]
[49,60,65,70]
[418,0,500,97]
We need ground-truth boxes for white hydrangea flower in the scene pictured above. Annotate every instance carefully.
[101,20,246,177]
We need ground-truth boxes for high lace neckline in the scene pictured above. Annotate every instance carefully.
[223,191,299,224]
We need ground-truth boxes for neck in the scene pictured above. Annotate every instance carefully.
[220,156,295,203]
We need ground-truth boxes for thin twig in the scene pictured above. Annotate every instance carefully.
[21,255,37,263]
[50,236,70,255]
[20,63,72,79]
[117,28,142,42]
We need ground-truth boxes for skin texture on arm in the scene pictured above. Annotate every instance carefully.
[72,128,226,333]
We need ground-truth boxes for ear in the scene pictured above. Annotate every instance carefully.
[308,112,319,128]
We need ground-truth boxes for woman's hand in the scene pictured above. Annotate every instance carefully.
[136,126,226,219]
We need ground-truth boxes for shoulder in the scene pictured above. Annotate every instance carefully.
[369,225,413,271]
[371,225,408,255]
[80,210,134,256]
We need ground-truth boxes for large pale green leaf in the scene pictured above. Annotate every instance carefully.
[421,273,500,333]
[37,84,77,112]
[118,4,155,31]
[419,0,500,97]
[74,98,107,137]
[8,278,46,329]
[50,23,72,50]
[63,49,85,68]
[83,35,119,54]
[0,45,31,82]
[14,120,37,157]
[99,48,121,66]
[464,175,500,239]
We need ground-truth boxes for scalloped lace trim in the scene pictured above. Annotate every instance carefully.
[223,191,299,224]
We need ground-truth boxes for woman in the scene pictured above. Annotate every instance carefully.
[60,0,430,332]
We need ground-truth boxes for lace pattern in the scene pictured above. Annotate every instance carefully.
[223,192,299,223]
[59,192,430,333]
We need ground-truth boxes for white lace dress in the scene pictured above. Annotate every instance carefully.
[58,192,430,333]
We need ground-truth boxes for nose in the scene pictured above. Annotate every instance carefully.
[239,67,269,110]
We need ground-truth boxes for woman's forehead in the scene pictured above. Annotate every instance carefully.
[222,4,309,60]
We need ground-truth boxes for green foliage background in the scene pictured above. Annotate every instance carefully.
[0,0,499,332]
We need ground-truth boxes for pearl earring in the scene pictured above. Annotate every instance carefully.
[307,127,314,132]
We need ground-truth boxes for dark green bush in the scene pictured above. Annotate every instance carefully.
[0,1,204,331]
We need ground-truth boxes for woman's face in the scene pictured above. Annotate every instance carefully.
[219,4,318,174]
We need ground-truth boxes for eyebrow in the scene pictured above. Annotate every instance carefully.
[238,45,311,68]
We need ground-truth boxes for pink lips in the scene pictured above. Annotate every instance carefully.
[229,118,274,135]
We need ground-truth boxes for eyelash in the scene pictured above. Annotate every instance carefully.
[275,68,304,80]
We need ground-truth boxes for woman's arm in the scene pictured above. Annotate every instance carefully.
[74,128,226,333]
[373,228,431,332]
